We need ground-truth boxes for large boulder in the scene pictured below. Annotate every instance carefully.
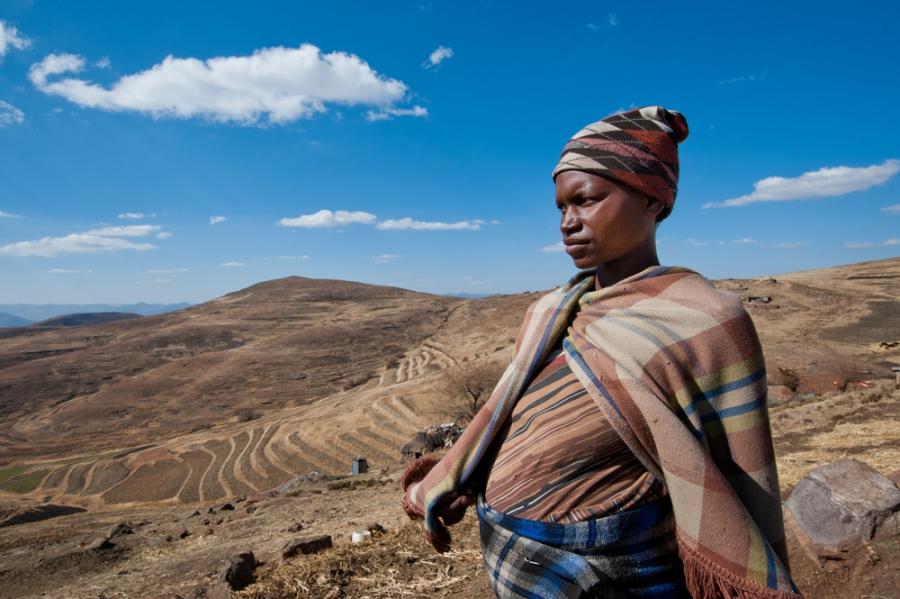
[219,551,257,591]
[785,459,900,563]
[400,423,464,460]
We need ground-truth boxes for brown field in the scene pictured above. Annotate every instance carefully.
[0,257,898,598]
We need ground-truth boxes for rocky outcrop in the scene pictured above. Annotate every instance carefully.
[282,534,333,560]
[400,423,464,460]
[785,459,900,563]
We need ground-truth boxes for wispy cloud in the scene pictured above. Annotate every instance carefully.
[538,241,565,253]
[265,255,310,260]
[718,69,768,85]
[118,212,153,219]
[279,209,376,228]
[371,253,399,263]
[209,215,226,225]
[844,238,900,249]
[376,217,483,231]
[424,46,453,69]
[28,44,421,126]
[881,204,900,214]
[0,210,21,218]
[144,268,188,273]
[45,268,95,274]
[703,159,900,208]
[366,105,427,122]
[770,242,804,249]
[0,224,162,257]
[587,14,620,30]
[733,238,758,244]
[221,261,244,267]
[157,231,173,239]
[0,101,24,126]
[0,21,29,60]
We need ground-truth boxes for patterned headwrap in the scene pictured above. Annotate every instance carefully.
[551,106,689,210]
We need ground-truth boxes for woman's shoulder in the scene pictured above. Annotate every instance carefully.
[659,269,752,325]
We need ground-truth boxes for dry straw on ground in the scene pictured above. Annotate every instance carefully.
[239,517,488,599]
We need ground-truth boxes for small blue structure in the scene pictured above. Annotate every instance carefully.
[352,456,368,475]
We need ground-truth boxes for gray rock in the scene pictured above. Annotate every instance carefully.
[785,458,900,562]
[107,522,133,538]
[282,535,333,560]
[87,536,115,551]
[219,551,256,590]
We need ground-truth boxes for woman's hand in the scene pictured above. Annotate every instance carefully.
[400,456,476,553]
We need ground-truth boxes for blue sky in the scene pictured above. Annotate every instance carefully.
[1,1,898,304]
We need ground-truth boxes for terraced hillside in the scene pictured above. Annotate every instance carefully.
[0,257,898,508]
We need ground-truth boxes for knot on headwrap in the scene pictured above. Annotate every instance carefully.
[551,106,689,211]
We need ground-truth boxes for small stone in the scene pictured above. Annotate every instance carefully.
[220,503,235,511]
[282,535,333,559]
[286,522,304,533]
[366,522,386,535]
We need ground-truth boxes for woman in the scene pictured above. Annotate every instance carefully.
[402,106,800,598]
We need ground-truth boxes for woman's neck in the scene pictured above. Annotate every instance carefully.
[593,251,661,289]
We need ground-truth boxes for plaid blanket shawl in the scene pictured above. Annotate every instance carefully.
[478,493,688,598]
[404,265,801,598]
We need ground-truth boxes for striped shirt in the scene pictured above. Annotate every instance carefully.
[484,338,662,523]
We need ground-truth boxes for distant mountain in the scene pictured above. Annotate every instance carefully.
[31,312,143,328]
[0,302,190,323]
[0,312,32,327]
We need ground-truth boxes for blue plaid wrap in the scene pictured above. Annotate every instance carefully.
[477,494,689,598]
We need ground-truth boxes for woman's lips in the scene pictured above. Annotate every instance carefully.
[564,240,590,256]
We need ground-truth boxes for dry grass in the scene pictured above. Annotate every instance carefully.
[239,517,489,599]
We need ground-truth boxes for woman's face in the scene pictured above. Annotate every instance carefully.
[555,170,661,270]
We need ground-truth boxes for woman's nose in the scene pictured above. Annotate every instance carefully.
[561,211,579,232]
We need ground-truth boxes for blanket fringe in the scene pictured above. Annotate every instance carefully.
[677,537,802,599]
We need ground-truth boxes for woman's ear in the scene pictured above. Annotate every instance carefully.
[645,196,665,220]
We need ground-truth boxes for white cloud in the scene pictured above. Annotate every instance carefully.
[45,268,95,274]
[96,57,111,69]
[538,241,565,253]
[29,44,419,125]
[89,224,161,237]
[0,224,161,257]
[0,101,24,126]
[118,212,154,219]
[0,21,29,60]
[209,215,226,225]
[881,204,900,214]
[278,209,376,228]
[157,231,173,239]
[0,210,21,218]
[704,159,900,208]
[221,261,244,267]
[845,238,900,249]
[770,242,804,249]
[375,217,482,231]
[371,253,399,263]
[144,267,188,273]
[587,14,620,30]
[268,255,310,260]
[365,105,427,122]
[424,46,453,69]
[717,70,768,85]
[733,238,758,244]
